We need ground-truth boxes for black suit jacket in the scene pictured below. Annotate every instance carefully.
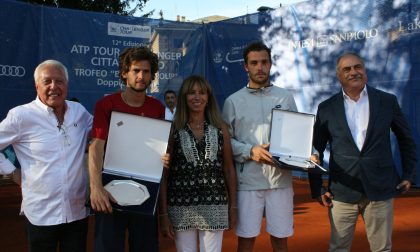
[309,86,417,203]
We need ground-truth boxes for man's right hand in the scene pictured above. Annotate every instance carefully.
[88,138,115,214]
[250,144,274,165]
[90,186,115,214]
[317,191,333,207]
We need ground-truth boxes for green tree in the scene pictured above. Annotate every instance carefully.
[23,0,154,17]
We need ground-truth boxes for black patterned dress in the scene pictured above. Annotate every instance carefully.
[167,122,229,231]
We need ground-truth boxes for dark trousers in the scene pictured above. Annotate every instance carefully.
[26,217,88,252]
[94,211,158,252]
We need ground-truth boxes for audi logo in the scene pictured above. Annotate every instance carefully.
[0,65,26,77]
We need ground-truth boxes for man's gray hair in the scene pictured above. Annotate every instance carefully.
[336,52,365,73]
[34,59,69,82]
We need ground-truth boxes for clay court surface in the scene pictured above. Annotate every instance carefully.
[1,178,419,251]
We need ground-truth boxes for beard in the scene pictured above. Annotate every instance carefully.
[249,73,270,86]
[127,81,151,93]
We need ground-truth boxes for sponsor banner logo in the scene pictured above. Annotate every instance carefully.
[0,65,25,77]
[108,22,151,39]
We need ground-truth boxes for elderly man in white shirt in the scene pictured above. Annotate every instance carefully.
[0,60,92,252]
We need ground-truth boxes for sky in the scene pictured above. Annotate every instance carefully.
[138,0,305,21]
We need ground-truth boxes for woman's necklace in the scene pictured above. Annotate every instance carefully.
[188,121,204,130]
[188,121,205,141]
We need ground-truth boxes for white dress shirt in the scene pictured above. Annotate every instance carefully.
[165,107,176,121]
[0,97,92,226]
[343,85,370,151]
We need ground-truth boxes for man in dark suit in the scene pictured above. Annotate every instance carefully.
[309,52,417,252]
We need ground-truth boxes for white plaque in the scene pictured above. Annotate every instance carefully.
[269,109,319,170]
[103,111,172,183]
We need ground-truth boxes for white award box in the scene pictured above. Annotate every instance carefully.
[101,111,171,215]
[269,109,325,172]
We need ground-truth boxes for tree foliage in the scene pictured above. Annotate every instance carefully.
[23,0,154,17]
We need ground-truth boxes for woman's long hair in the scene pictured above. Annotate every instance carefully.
[173,75,224,130]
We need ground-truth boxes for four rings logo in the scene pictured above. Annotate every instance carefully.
[0,65,26,77]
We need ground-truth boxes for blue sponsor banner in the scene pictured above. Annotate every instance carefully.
[256,0,419,182]
[205,21,261,104]
[0,1,40,112]
[0,0,418,184]
[0,0,201,114]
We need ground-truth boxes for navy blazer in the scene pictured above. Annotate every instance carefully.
[309,86,417,203]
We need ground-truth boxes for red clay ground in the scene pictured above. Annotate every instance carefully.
[1,178,419,251]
